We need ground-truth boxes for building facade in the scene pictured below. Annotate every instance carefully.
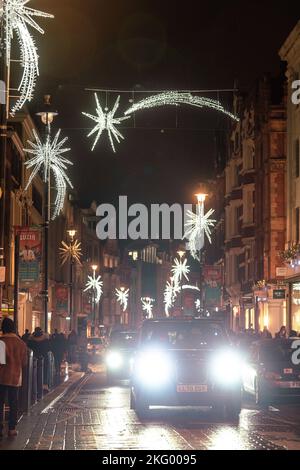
[224,77,287,335]
[280,21,300,332]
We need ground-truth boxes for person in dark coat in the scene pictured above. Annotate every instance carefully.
[27,327,50,358]
[51,332,66,379]
[67,330,78,363]
[21,329,31,344]
[0,318,27,438]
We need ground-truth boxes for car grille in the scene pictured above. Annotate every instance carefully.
[176,359,207,384]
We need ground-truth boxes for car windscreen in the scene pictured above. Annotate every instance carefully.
[259,341,297,363]
[140,322,226,349]
[110,332,137,348]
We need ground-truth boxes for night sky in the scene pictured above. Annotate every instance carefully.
[25,0,300,208]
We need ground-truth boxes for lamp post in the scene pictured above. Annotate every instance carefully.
[67,228,77,331]
[195,192,208,316]
[91,264,98,335]
[36,95,58,334]
[0,14,8,315]
[177,249,186,314]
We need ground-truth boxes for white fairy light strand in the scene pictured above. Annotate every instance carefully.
[1,0,54,114]
[84,272,103,304]
[115,287,129,312]
[82,93,131,152]
[125,92,239,122]
[24,129,73,220]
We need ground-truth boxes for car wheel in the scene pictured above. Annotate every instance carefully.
[255,379,267,407]
[225,397,241,422]
[130,390,136,410]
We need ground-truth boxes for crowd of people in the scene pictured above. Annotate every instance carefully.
[228,325,299,349]
[0,320,90,439]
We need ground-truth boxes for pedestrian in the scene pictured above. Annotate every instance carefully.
[67,330,78,363]
[77,331,88,373]
[27,327,51,391]
[275,325,287,339]
[261,326,272,339]
[21,329,31,344]
[51,332,66,381]
[27,327,50,358]
[0,318,27,438]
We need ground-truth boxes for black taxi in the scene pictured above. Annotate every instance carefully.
[130,318,242,420]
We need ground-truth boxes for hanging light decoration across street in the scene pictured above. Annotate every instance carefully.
[59,239,82,267]
[171,257,190,284]
[82,93,130,152]
[184,204,216,261]
[24,129,73,220]
[1,0,54,114]
[163,277,180,316]
[125,92,239,121]
[115,287,129,312]
[84,271,103,304]
[141,297,155,318]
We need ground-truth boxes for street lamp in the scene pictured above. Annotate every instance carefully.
[177,249,186,313]
[36,95,58,334]
[67,228,77,331]
[195,193,207,317]
[91,264,98,335]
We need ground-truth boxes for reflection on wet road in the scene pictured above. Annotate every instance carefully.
[1,368,300,450]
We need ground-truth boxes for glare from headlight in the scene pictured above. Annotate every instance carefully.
[106,351,123,369]
[135,350,173,387]
[211,350,242,385]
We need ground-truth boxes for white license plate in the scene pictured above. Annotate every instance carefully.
[277,381,300,388]
[177,384,208,393]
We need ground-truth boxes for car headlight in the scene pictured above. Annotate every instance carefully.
[135,350,173,387]
[106,351,123,369]
[211,350,242,385]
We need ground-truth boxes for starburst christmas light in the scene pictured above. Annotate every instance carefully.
[115,287,129,312]
[24,129,73,220]
[1,0,54,113]
[163,277,180,316]
[184,206,216,261]
[125,92,239,122]
[82,93,131,152]
[141,297,155,318]
[171,258,190,284]
[84,272,103,304]
[59,240,82,267]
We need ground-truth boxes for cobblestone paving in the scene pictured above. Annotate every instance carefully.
[1,371,300,450]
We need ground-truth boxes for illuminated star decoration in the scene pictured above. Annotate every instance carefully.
[171,258,190,284]
[84,272,103,304]
[184,206,216,261]
[24,129,73,220]
[82,93,131,152]
[163,278,180,317]
[1,0,54,114]
[141,297,155,319]
[125,92,239,122]
[115,287,129,312]
[59,240,82,267]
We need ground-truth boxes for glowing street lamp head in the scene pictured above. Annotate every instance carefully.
[177,250,185,259]
[195,193,208,203]
[91,264,98,272]
[67,228,77,241]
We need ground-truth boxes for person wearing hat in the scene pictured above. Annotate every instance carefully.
[0,318,27,438]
